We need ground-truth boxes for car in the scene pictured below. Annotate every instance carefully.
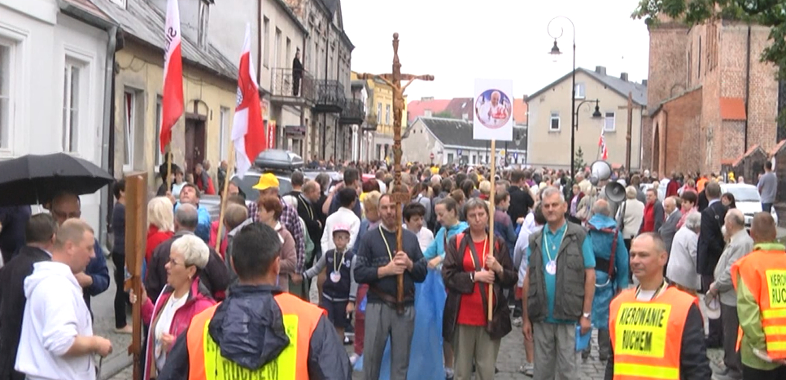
[720,183,778,227]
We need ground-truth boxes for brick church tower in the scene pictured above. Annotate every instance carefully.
[645,16,778,176]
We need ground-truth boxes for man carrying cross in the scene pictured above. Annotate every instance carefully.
[353,193,427,380]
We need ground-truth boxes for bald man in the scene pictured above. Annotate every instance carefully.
[731,213,786,377]
[709,209,753,380]
[605,233,710,379]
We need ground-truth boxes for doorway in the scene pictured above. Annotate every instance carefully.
[185,117,206,175]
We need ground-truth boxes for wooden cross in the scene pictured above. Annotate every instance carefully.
[357,33,433,312]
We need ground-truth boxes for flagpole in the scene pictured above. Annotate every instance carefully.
[165,146,173,192]
[488,139,496,327]
[215,144,236,251]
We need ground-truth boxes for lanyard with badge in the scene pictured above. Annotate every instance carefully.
[330,248,346,283]
[379,225,395,261]
[544,226,566,275]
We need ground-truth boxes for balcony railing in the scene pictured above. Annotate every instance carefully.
[313,80,345,113]
[270,68,315,104]
[340,99,365,125]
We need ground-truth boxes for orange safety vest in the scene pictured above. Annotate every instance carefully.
[608,286,697,380]
[731,249,786,359]
[185,292,325,380]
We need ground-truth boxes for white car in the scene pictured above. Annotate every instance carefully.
[720,183,778,227]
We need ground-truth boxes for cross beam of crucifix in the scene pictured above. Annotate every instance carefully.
[356,32,433,312]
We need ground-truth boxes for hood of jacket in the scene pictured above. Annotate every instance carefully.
[24,261,78,298]
[588,213,617,230]
[228,218,254,238]
[208,284,289,370]
[587,214,619,261]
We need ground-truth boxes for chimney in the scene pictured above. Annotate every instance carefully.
[522,94,529,101]
[595,66,606,75]
[421,96,434,101]
[642,79,648,86]
[620,72,629,82]
[197,0,210,49]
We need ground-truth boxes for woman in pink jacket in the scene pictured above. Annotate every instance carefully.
[133,234,215,380]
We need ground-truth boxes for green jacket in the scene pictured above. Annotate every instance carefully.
[735,242,786,370]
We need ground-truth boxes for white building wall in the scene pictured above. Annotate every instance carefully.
[0,1,108,232]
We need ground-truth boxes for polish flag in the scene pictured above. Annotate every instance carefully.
[599,128,608,160]
[159,0,184,153]
[232,24,266,178]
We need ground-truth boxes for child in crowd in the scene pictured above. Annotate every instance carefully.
[297,224,357,339]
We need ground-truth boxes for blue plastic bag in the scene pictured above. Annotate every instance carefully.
[575,324,592,352]
[354,269,446,379]
[359,293,367,313]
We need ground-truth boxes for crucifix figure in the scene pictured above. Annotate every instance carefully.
[357,33,433,312]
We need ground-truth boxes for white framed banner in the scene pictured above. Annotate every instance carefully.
[473,79,513,141]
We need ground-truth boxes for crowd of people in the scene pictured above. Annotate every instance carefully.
[0,158,785,380]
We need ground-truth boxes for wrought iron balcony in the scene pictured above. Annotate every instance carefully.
[313,80,345,113]
[361,113,378,132]
[270,68,315,105]
[340,98,365,125]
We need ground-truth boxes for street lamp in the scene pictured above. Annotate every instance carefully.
[548,15,576,178]
[575,99,603,130]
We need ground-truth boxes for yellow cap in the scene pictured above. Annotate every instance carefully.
[252,173,279,190]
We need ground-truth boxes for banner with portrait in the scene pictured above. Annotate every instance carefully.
[473,79,514,141]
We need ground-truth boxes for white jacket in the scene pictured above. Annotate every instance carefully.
[15,261,96,380]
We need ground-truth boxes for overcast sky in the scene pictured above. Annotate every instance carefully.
[341,0,650,101]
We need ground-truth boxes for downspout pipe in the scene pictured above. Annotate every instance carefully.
[57,0,118,244]
[744,25,752,152]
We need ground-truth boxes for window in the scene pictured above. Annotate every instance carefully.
[274,28,281,68]
[447,153,454,162]
[575,83,585,99]
[285,38,291,67]
[604,112,616,131]
[472,155,476,164]
[549,112,560,131]
[263,17,270,68]
[0,42,12,150]
[109,0,126,7]
[62,60,83,152]
[377,103,381,123]
[385,104,390,125]
[123,91,135,171]
[219,107,231,160]
[155,96,163,165]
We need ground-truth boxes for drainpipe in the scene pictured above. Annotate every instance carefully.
[100,26,118,244]
[257,0,262,82]
[322,26,330,159]
[744,25,752,152]
[662,109,669,173]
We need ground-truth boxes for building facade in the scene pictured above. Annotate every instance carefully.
[210,0,311,158]
[94,0,237,195]
[0,0,115,237]
[646,18,778,175]
[282,0,359,162]
[403,117,526,166]
[527,66,647,171]
[351,71,408,163]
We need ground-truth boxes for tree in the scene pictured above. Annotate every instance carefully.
[574,146,586,175]
[632,0,786,80]
[434,111,455,119]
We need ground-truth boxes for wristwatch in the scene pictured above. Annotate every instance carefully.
[582,312,591,319]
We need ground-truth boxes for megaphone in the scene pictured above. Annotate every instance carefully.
[589,160,612,186]
[605,182,627,203]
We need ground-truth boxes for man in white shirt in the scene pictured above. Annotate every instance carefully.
[15,219,112,380]
[478,91,509,127]
[322,187,361,254]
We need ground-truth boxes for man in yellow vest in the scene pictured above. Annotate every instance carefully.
[605,233,710,380]
[157,223,351,380]
[731,213,786,378]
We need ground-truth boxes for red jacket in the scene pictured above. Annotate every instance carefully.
[642,202,656,233]
[146,225,174,264]
[208,221,228,259]
[666,180,680,197]
[141,277,215,380]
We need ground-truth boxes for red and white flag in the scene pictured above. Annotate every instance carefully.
[159,0,184,153]
[598,128,608,160]
[232,24,266,178]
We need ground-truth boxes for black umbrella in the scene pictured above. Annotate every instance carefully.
[0,153,114,206]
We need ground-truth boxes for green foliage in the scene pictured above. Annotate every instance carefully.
[434,111,455,119]
[632,0,786,79]
[574,146,586,175]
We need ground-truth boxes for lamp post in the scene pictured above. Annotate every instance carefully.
[575,99,603,130]
[548,16,576,178]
